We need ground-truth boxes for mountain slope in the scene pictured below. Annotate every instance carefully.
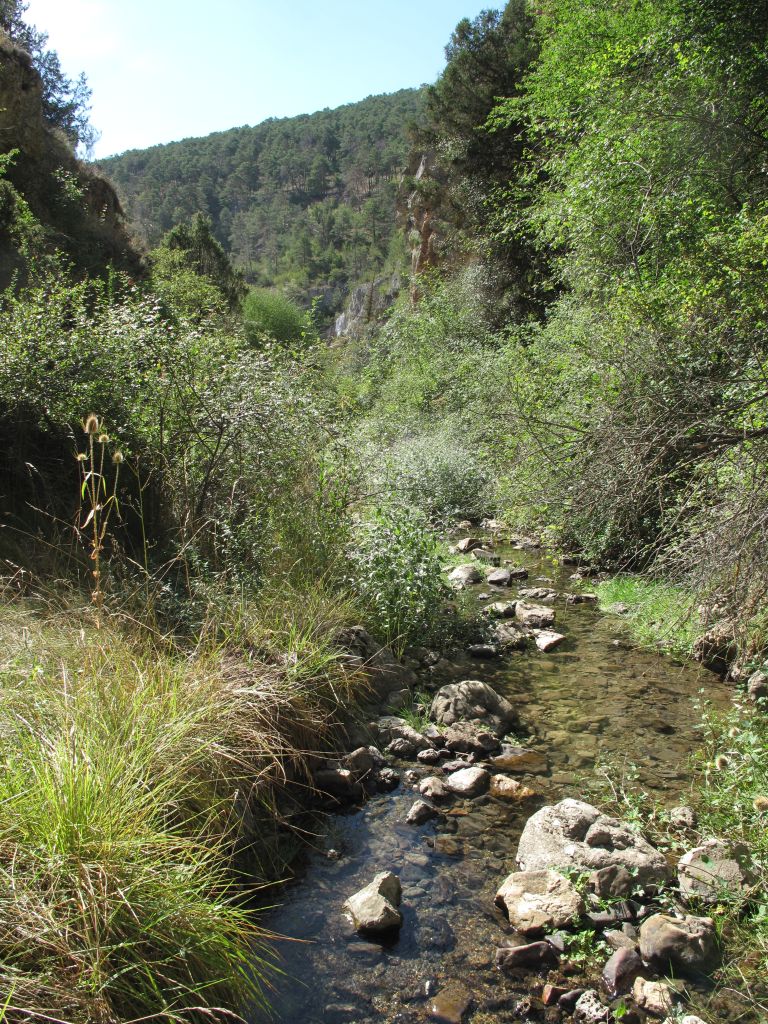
[98,89,425,313]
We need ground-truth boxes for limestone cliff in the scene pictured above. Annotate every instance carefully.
[0,31,141,286]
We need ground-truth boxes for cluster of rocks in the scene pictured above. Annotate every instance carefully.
[447,537,582,657]
[486,798,749,1022]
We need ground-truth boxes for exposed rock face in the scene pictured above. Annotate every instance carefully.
[343,872,403,933]
[0,31,140,286]
[333,274,400,337]
[516,799,669,888]
[430,681,517,737]
[639,913,720,976]
[495,869,584,935]
[677,839,755,900]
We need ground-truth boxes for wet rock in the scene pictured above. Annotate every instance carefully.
[324,1003,362,1023]
[314,768,363,802]
[566,593,598,604]
[516,799,670,888]
[472,547,501,566]
[639,913,720,976]
[377,767,400,791]
[495,941,559,971]
[605,602,629,615]
[344,746,379,779]
[346,941,384,960]
[508,565,530,579]
[494,623,529,650]
[489,775,537,802]
[678,839,756,901]
[632,978,675,1017]
[448,563,483,587]
[484,600,517,618]
[558,989,586,1013]
[534,630,566,652]
[420,776,450,801]
[417,748,444,765]
[491,745,548,774]
[467,643,500,659]
[668,805,697,830]
[573,990,610,1023]
[430,680,517,736]
[444,721,500,756]
[590,864,635,898]
[516,602,556,628]
[417,914,456,951]
[445,766,490,797]
[519,587,557,601]
[456,537,483,553]
[428,981,472,1023]
[406,799,440,825]
[375,716,433,752]
[542,984,568,1007]
[487,568,512,586]
[495,869,584,935]
[387,737,419,758]
[343,871,403,934]
[601,946,643,996]
[747,669,768,700]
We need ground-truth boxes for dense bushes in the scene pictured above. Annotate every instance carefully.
[243,287,305,346]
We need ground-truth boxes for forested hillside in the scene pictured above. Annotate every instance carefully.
[99,89,423,312]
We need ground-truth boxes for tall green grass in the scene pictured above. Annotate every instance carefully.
[595,575,702,659]
[0,590,361,1022]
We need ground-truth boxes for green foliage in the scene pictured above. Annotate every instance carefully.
[348,504,449,656]
[243,287,305,346]
[151,213,246,314]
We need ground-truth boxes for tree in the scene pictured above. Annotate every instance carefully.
[157,214,246,311]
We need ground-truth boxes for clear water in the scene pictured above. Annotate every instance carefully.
[253,549,732,1024]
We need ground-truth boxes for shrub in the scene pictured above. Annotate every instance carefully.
[348,504,449,655]
[243,288,305,346]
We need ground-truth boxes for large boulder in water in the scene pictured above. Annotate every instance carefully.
[430,680,517,737]
[495,869,584,936]
[516,799,669,890]
[343,871,403,934]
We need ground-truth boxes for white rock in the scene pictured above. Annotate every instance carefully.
[343,871,403,933]
[445,766,490,797]
[495,869,584,935]
[534,630,565,652]
[632,978,675,1018]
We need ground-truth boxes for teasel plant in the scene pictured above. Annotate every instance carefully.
[76,414,124,627]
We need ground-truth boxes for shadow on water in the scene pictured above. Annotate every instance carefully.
[252,547,732,1024]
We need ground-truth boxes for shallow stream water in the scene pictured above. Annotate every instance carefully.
[254,547,733,1024]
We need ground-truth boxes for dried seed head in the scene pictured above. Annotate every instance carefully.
[714,754,730,771]
[112,451,124,464]
[83,414,100,435]
[75,452,87,462]
[97,433,110,444]
[753,796,768,812]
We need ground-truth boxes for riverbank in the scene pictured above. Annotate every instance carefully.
[258,535,762,1024]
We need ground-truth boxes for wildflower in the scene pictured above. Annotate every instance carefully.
[97,433,110,444]
[83,414,100,434]
[753,796,768,812]
[714,754,730,770]
[112,451,124,464]
[75,452,87,462]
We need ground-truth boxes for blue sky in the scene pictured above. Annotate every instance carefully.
[24,0,498,158]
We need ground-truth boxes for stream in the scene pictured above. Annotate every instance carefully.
[254,546,733,1024]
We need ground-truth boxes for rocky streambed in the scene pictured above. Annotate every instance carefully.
[251,541,745,1024]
